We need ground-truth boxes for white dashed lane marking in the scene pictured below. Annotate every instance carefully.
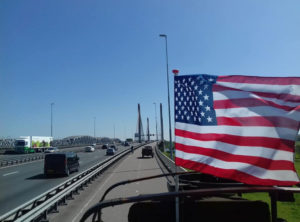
[3,171,19,176]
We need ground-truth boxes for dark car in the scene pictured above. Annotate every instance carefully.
[142,146,154,158]
[106,147,115,155]
[110,144,117,151]
[102,144,108,149]
[44,152,79,176]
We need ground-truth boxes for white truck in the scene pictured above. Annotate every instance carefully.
[15,136,53,153]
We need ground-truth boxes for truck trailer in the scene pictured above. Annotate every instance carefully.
[15,136,53,153]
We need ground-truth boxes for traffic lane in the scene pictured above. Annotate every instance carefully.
[0,145,128,215]
[50,142,167,222]
[0,144,127,174]
[0,145,101,163]
[102,144,167,222]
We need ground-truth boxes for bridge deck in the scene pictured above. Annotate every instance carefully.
[50,143,168,222]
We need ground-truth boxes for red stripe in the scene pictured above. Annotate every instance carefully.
[175,157,299,186]
[214,98,299,112]
[175,143,295,171]
[175,129,295,152]
[216,116,299,131]
[213,84,300,103]
[217,75,300,85]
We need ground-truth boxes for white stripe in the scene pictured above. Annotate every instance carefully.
[213,91,299,108]
[175,122,297,141]
[215,106,300,122]
[175,136,293,161]
[216,81,300,97]
[3,171,19,176]
[176,150,299,182]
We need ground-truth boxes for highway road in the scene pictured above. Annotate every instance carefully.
[0,145,96,165]
[49,142,168,222]
[0,144,131,216]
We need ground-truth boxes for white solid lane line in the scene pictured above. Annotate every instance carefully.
[3,171,19,176]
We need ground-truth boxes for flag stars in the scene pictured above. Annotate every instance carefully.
[205,106,211,111]
[175,75,216,126]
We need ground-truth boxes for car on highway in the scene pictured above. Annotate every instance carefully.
[142,146,154,158]
[44,152,79,176]
[44,147,59,153]
[110,144,117,151]
[85,146,95,152]
[123,141,129,146]
[102,144,108,149]
[106,147,115,155]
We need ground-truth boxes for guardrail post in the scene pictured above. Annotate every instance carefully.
[52,202,59,213]
[43,210,47,221]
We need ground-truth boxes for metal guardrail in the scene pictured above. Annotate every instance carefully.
[0,145,105,168]
[0,143,147,222]
[155,146,186,173]
[0,154,45,168]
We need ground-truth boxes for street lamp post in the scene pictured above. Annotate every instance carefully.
[159,34,173,159]
[153,102,158,141]
[94,117,96,137]
[50,103,54,137]
[160,34,179,222]
[114,124,115,141]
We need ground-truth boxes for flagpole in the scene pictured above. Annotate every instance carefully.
[173,69,180,222]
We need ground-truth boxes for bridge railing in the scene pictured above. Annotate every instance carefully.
[0,142,150,222]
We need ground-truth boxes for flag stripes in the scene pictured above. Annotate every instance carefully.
[175,74,300,185]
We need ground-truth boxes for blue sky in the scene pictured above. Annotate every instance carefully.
[1,0,300,140]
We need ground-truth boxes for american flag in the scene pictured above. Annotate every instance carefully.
[174,74,300,186]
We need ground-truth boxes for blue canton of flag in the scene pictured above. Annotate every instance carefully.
[174,74,218,126]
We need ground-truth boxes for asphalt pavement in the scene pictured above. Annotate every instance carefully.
[49,142,168,222]
[0,145,129,216]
